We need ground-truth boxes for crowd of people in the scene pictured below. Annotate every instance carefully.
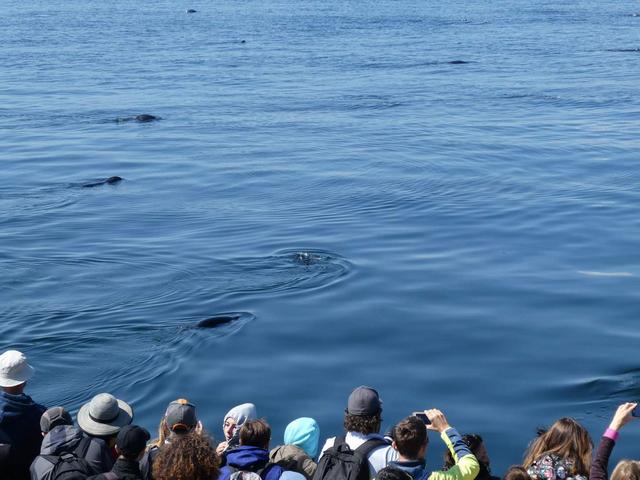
[1,349,638,480]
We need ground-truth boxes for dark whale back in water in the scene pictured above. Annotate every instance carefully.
[448,60,470,64]
[196,314,241,328]
[114,114,160,123]
[82,176,123,188]
[186,9,197,13]
[134,114,159,122]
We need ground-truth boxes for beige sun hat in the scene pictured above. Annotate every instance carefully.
[0,350,35,387]
[77,393,133,436]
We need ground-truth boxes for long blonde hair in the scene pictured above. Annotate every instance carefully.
[154,417,170,448]
[612,460,640,480]
[523,417,592,476]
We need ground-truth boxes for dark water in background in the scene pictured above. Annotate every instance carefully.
[2,0,640,471]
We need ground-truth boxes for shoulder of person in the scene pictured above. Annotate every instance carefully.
[280,470,307,480]
[319,436,337,456]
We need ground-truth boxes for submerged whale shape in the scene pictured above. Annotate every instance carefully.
[114,114,160,123]
[186,9,197,13]
[196,314,241,328]
[82,176,123,188]
[448,60,469,64]
[134,114,159,122]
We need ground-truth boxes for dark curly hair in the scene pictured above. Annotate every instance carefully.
[344,412,382,435]
[153,432,220,480]
[443,433,495,480]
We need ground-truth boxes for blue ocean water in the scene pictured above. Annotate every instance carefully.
[2,0,640,471]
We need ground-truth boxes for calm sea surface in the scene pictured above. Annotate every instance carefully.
[2,0,640,471]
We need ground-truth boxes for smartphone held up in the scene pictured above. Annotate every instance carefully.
[412,411,431,425]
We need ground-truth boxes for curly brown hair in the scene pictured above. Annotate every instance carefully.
[152,432,220,480]
[343,412,382,435]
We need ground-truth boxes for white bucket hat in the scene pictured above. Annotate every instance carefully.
[0,350,35,387]
[77,393,133,436]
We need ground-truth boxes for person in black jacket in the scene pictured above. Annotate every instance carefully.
[89,425,150,480]
[0,350,47,480]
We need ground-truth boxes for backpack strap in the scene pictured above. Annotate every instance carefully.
[39,437,91,471]
[353,437,388,457]
[40,454,59,465]
[333,436,348,450]
[352,437,389,479]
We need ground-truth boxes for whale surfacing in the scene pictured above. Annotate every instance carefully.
[196,315,241,328]
[82,176,123,188]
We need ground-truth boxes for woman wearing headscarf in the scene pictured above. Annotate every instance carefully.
[216,403,258,458]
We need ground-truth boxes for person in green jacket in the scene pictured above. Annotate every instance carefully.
[376,410,479,480]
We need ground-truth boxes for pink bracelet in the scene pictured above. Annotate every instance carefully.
[604,428,619,441]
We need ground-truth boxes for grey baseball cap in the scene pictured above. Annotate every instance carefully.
[165,399,197,433]
[347,386,382,416]
[40,406,73,433]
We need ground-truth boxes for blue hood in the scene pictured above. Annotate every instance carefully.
[0,391,46,479]
[227,445,270,470]
[283,418,320,459]
[0,391,45,423]
[388,460,428,480]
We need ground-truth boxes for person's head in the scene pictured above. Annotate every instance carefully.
[152,433,220,480]
[77,393,133,438]
[523,418,592,477]
[0,350,35,394]
[223,403,257,444]
[344,386,383,435]
[503,466,531,480]
[40,406,73,435]
[158,399,198,445]
[611,460,640,480]
[376,467,414,480]
[284,417,320,459]
[116,425,151,461]
[239,419,271,450]
[392,416,427,461]
[444,434,491,474]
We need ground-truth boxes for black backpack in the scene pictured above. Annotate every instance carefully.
[312,436,388,480]
[42,436,93,480]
